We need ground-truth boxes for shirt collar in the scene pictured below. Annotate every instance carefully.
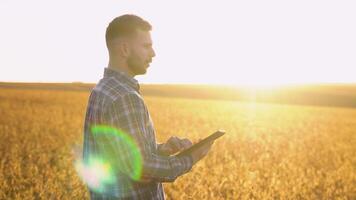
[103,67,140,92]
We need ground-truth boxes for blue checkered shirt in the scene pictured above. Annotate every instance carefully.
[82,67,193,199]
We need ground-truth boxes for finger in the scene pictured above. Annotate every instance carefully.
[181,138,193,149]
[164,145,175,153]
[169,137,183,151]
[167,136,179,147]
[167,136,179,144]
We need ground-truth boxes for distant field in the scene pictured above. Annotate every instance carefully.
[0,85,355,199]
[1,82,356,108]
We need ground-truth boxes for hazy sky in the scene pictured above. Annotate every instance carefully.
[1,0,355,86]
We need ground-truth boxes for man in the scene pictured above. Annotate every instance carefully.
[82,14,214,199]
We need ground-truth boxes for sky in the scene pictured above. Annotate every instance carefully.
[0,0,355,86]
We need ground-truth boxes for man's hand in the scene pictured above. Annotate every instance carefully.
[158,136,193,156]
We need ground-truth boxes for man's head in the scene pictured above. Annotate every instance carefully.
[106,14,156,76]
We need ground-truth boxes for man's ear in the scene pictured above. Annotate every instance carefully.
[121,42,130,58]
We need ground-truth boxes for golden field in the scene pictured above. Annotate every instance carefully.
[0,86,355,199]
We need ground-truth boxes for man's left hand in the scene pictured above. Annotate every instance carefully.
[158,136,193,156]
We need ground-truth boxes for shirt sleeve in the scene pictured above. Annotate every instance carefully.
[96,93,193,183]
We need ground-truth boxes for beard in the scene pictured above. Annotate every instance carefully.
[127,53,147,76]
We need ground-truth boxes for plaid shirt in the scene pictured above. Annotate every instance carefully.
[82,67,193,199]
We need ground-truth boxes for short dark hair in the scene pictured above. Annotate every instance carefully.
[105,14,152,49]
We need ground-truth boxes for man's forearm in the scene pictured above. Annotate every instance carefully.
[138,153,193,182]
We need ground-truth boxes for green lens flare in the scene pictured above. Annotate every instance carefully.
[90,125,143,181]
[75,125,143,193]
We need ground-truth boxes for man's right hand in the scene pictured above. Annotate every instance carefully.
[189,140,214,165]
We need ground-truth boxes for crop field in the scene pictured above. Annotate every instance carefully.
[0,86,355,199]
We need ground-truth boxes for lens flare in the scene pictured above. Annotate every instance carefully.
[74,125,143,193]
[90,125,143,181]
[75,156,116,193]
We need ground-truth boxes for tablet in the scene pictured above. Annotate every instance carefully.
[176,130,225,157]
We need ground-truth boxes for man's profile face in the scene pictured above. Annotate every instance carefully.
[127,29,156,76]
